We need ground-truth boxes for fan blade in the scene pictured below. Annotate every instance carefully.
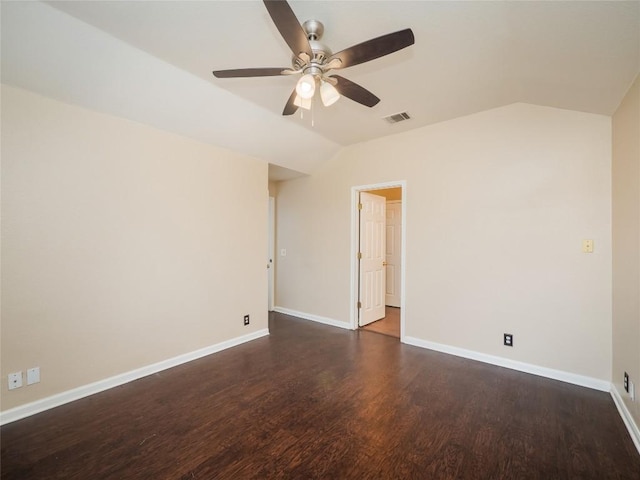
[330,75,380,107]
[282,88,299,116]
[212,68,288,78]
[329,28,414,69]
[263,0,313,59]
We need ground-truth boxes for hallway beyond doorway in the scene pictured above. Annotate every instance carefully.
[360,306,400,338]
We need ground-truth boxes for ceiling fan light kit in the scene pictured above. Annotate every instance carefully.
[295,73,317,99]
[320,80,340,107]
[293,94,312,110]
[212,0,415,118]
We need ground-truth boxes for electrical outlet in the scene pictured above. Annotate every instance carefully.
[624,372,629,392]
[27,367,40,385]
[244,314,250,326]
[8,372,23,390]
[503,333,513,347]
[582,239,594,253]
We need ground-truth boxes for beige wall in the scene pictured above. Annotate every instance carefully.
[1,85,268,411]
[268,180,278,197]
[276,103,612,381]
[612,75,640,424]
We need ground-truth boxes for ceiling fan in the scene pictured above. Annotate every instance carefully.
[212,0,415,116]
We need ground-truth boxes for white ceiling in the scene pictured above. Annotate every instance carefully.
[2,1,639,180]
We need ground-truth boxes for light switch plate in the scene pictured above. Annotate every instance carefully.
[27,367,40,385]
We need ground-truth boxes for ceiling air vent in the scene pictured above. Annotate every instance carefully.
[383,112,411,124]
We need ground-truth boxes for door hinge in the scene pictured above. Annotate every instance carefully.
[358,203,363,210]
[357,301,362,309]
[357,252,362,260]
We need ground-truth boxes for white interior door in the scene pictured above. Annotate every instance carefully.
[385,201,402,307]
[359,192,386,326]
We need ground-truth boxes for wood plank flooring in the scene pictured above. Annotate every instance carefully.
[2,312,639,479]
[361,306,400,338]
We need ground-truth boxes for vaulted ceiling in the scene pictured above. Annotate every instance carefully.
[2,1,638,179]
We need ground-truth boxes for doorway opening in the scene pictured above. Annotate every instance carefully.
[350,181,406,340]
[361,305,401,338]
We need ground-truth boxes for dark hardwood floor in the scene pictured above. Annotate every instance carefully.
[2,312,639,479]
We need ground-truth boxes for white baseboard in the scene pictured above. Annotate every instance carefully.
[403,336,611,392]
[0,328,269,426]
[273,306,352,330]
[405,332,640,454]
[611,385,640,455]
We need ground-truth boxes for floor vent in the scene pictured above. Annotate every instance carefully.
[383,112,411,124]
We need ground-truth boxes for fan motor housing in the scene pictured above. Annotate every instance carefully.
[293,20,332,69]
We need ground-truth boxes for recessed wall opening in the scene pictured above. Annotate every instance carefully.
[350,181,406,340]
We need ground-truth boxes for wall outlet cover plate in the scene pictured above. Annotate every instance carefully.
[27,367,40,385]
[8,372,23,390]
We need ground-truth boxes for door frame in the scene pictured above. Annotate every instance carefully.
[350,180,407,340]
